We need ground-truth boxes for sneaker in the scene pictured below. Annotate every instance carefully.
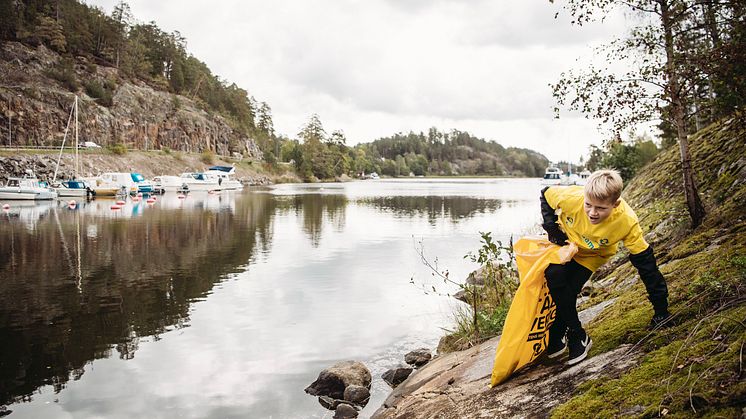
[648,312,672,330]
[545,332,567,359]
[567,329,592,366]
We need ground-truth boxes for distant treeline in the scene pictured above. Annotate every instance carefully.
[0,0,275,150]
[278,115,549,181]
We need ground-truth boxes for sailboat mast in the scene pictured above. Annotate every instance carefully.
[75,96,79,178]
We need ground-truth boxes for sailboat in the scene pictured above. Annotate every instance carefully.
[52,96,93,198]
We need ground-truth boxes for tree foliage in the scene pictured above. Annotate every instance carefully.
[585,134,660,180]
[549,0,743,227]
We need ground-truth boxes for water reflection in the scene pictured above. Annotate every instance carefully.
[358,195,505,223]
[0,193,276,406]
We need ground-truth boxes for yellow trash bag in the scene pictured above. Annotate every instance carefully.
[490,236,578,387]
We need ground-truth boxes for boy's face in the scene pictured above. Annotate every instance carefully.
[583,195,620,225]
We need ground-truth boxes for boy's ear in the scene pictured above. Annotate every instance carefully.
[613,199,621,208]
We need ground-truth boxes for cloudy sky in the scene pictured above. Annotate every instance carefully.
[90,0,634,163]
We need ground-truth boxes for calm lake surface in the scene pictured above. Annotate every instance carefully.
[0,178,542,419]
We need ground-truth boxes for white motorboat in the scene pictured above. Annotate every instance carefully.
[0,172,58,200]
[206,166,243,190]
[179,172,220,191]
[82,174,127,197]
[153,175,189,193]
[575,169,592,186]
[54,180,91,197]
[541,166,564,186]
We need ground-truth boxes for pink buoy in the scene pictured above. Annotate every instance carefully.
[178,195,186,199]
[2,204,9,210]
[132,197,141,202]
[110,204,121,210]
[116,200,126,205]
[146,198,156,204]
[68,200,77,206]
[137,192,143,197]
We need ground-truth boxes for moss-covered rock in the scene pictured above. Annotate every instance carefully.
[552,114,746,418]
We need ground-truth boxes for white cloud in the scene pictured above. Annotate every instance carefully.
[90,0,634,162]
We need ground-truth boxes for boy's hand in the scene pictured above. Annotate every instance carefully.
[544,223,569,245]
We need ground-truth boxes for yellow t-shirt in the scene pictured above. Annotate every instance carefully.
[543,186,649,272]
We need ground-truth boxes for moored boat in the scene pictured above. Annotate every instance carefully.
[541,166,563,186]
[179,172,220,191]
[54,180,92,197]
[0,172,58,200]
[153,175,189,193]
[206,166,243,190]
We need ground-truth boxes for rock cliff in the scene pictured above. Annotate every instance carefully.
[0,41,262,158]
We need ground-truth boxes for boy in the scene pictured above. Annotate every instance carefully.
[540,169,670,365]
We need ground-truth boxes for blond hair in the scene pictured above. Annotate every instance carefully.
[584,169,623,203]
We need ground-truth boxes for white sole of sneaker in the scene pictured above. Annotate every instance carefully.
[546,344,567,359]
[566,339,593,366]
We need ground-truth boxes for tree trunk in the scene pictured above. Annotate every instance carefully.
[660,0,706,228]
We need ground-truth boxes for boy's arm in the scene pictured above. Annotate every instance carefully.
[540,186,568,245]
[626,224,669,316]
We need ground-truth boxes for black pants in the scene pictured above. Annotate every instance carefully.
[545,259,593,333]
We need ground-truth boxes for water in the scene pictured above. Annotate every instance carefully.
[0,178,542,418]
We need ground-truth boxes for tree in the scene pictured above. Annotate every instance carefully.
[111,1,132,67]
[328,130,346,146]
[37,15,67,52]
[550,0,714,228]
[299,114,326,145]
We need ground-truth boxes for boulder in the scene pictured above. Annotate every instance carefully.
[466,263,495,286]
[343,385,370,407]
[404,348,432,368]
[305,361,372,400]
[334,403,359,419]
[318,395,345,410]
[452,289,470,303]
[382,367,413,388]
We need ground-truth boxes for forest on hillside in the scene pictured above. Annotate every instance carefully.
[279,116,549,181]
[0,0,276,151]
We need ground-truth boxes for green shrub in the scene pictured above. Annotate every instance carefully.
[45,59,79,92]
[161,146,171,154]
[200,150,215,164]
[84,80,114,107]
[107,143,127,155]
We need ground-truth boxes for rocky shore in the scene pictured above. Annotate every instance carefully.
[361,115,746,418]
[0,150,298,186]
